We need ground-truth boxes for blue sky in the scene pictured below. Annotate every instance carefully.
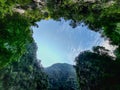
[32,19,103,67]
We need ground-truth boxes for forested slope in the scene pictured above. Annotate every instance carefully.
[75,46,120,90]
[44,63,79,90]
[0,42,48,90]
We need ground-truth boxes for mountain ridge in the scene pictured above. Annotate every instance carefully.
[44,63,79,90]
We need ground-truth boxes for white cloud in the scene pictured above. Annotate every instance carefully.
[67,45,88,65]
[101,40,118,57]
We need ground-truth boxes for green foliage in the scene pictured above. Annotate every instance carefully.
[0,0,14,17]
[0,14,33,68]
[75,46,120,90]
[46,1,120,89]
[47,0,120,45]
[0,0,49,68]
[0,0,48,68]
[25,8,44,22]
[0,0,45,21]
[15,0,32,5]
[0,0,120,89]
[47,2,120,82]
[45,63,79,90]
[0,0,33,17]
[0,42,49,90]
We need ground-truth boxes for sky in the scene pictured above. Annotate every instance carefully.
[32,19,104,67]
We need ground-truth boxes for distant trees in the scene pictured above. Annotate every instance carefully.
[0,42,49,90]
[75,46,120,90]
[44,63,79,90]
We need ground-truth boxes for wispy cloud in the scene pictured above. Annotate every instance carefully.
[67,45,88,65]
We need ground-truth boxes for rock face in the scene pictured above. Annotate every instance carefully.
[33,0,45,8]
[13,8,25,14]
[44,63,79,90]
[33,0,45,3]
[14,0,46,14]
[33,0,42,3]
[84,0,96,3]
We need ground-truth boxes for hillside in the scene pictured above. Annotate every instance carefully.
[44,63,79,90]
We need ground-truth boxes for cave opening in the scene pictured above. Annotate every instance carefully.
[32,18,105,67]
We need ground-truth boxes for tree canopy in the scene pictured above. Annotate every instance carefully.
[0,0,47,68]
[0,42,49,90]
[45,63,79,90]
[47,0,120,45]
[0,14,33,68]
[75,46,120,90]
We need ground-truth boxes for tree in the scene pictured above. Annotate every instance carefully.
[44,63,79,90]
[0,0,48,68]
[75,46,120,90]
[47,0,120,45]
[0,42,49,90]
[0,13,33,68]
